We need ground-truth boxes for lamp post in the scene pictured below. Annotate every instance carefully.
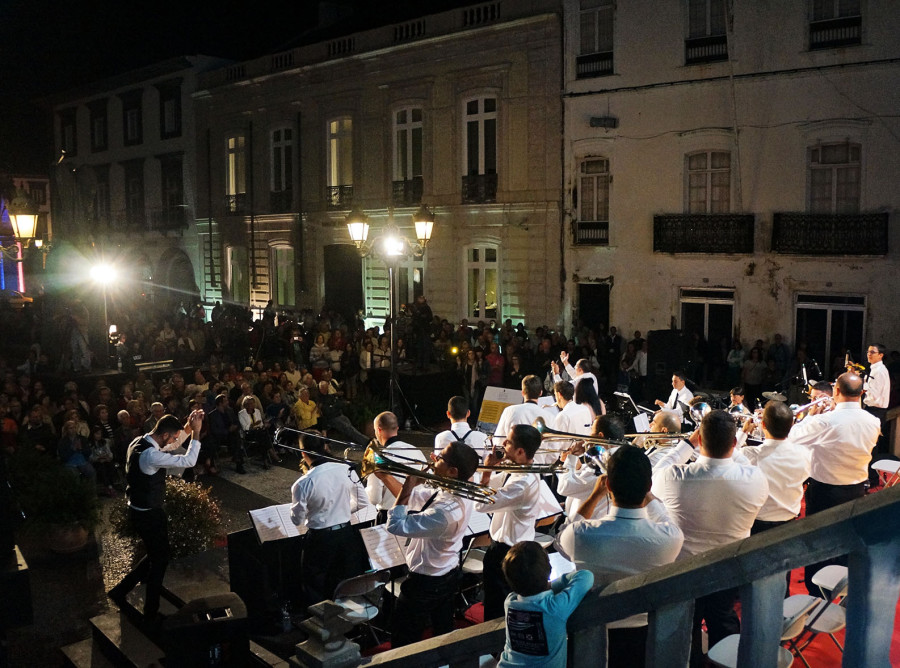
[347,204,435,418]
[3,188,49,293]
[90,262,118,369]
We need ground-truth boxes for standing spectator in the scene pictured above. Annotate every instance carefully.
[726,340,745,388]
[741,347,766,409]
[767,334,791,378]
[409,294,433,371]
[485,341,505,387]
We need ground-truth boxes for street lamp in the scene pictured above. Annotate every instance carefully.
[346,204,435,417]
[90,262,118,369]
[3,188,50,292]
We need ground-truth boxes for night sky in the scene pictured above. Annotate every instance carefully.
[0,0,321,174]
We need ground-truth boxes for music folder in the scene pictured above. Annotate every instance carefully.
[359,525,407,571]
[248,503,378,544]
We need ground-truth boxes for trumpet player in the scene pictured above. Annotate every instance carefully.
[475,423,543,621]
[557,416,625,519]
[365,412,427,522]
[382,441,481,647]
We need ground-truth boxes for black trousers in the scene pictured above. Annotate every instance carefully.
[482,540,512,621]
[391,570,460,647]
[865,406,888,454]
[690,588,740,667]
[302,524,368,605]
[119,507,169,618]
[803,478,866,594]
[751,518,794,594]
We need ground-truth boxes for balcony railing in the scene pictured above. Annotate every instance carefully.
[361,485,900,668]
[574,221,609,246]
[148,206,188,232]
[576,51,614,79]
[653,213,754,253]
[270,189,293,214]
[326,185,354,209]
[772,212,888,255]
[461,173,498,204]
[224,193,247,215]
[810,15,862,49]
[685,34,728,64]
[391,178,423,207]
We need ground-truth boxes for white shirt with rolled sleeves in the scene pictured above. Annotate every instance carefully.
[494,401,545,439]
[475,471,541,546]
[387,487,472,576]
[789,401,880,486]
[364,439,427,511]
[555,500,684,627]
[434,421,489,458]
[651,455,769,560]
[290,461,370,529]
[552,362,599,396]
[129,435,203,510]
[864,360,890,409]
[738,437,810,522]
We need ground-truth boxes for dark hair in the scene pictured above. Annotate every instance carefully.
[594,415,625,441]
[502,541,550,596]
[762,401,793,440]
[869,343,886,356]
[672,370,687,382]
[301,432,329,465]
[812,381,833,395]
[575,359,591,373]
[447,396,469,421]
[699,410,737,457]
[575,380,603,416]
[730,387,745,396]
[522,375,542,400]
[444,441,480,481]
[152,415,183,436]
[836,372,864,398]
[510,424,541,460]
[606,446,652,506]
[554,381,574,402]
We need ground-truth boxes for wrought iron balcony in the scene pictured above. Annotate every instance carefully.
[461,173,498,204]
[810,15,861,50]
[224,193,247,215]
[326,185,353,209]
[653,213,754,253]
[148,206,188,232]
[576,51,614,79]
[392,177,423,207]
[270,189,293,214]
[574,221,609,246]
[685,34,728,64]
[772,212,887,255]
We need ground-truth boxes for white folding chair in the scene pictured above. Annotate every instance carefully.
[872,458,900,487]
[332,570,390,644]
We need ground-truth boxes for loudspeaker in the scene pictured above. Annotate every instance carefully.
[163,593,249,667]
[646,330,689,402]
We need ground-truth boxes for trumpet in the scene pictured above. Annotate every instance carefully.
[532,417,631,449]
[790,395,833,421]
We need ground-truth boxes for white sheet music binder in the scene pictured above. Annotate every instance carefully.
[249,503,378,544]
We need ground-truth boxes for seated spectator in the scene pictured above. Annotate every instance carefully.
[58,420,96,483]
[88,424,118,496]
[238,396,280,465]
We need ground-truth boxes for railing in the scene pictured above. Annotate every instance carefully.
[810,15,862,50]
[361,485,900,667]
[326,185,354,209]
[271,52,295,71]
[461,174,498,204]
[225,64,246,82]
[463,1,501,27]
[685,34,728,64]
[391,178,423,207]
[224,193,247,215]
[653,213,754,253]
[576,51,614,79]
[328,37,356,58]
[270,189,293,213]
[394,19,426,43]
[574,221,609,246]
[772,212,888,255]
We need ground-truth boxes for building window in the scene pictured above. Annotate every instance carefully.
[462,97,498,203]
[26,181,46,206]
[271,244,296,307]
[685,0,728,64]
[795,293,865,377]
[226,246,250,304]
[576,158,610,245]
[159,155,184,229]
[577,0,614,78]
[59,108,77,157]
[157,81,182,139]
[687,151,730,213]
[809,143,860,214]
[122,160,145,227]
[272,127,293,192]
[89,100,108,152]
[810,0,861,49]
[93,166,110,223]
[393,107,423,205]
[120,90,143,146]
[466,246,498,320]
[397,257,425,307]
[327,116,353,207]
[680,288,734,349]
[225,134,247,213]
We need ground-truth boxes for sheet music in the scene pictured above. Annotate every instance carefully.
[249,504,306,543]
[466,510,493,536]
[359,525,407,571]
[351,504,378,525]
[632,413,651,433]
[548,551,576,581]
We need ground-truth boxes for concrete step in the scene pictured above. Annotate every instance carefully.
[90,611,165,668]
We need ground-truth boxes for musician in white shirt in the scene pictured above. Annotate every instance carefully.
[383,442,481,646]
[556,415,624,519]
[551,351,599,395]
[365,412,427,520]
[864,343,890,454]
[433,396,488,458]
[654,372,694,413]
[494,375,545,440]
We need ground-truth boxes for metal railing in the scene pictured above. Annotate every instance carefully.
[461,173,498,204]
[685,34,728,64]
[810,15,862,50]
[653,213,754,253]
[772,212,888,255]
[391,178,423,207]
[574,221,609,246]
[361,485,900,667]
[326,185,354,209]
[576,51,614,78]
[224,193,247,215]
[270,189,293,214]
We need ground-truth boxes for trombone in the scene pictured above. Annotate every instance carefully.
[532,417,631,449]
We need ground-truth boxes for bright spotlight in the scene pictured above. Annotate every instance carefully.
[90,263,118,284]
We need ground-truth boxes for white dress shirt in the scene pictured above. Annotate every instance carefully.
[652,455,769,560]
[136,435,202,477]
[789,401,881,485]
[238,407,264,432]
[864,360,890,409]
[738,438,811,521]
[556,455,608,519]
[434,421,489,457]
[290,461,370,529]
[474,471,541,545]
[553,401,593,436]
[494,401,545,438]
[555,500,683,627]
[387,487,472,576]
[365,439,428,510]
[553,363,599,396]
[666,386,694,411]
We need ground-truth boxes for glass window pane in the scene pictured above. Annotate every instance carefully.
[485,248,497,262]
[467,100,478,115]
[469,268,480,318]
[681,302,706,339]
[688,153,707,170]
[412,109,422,123]
[711,151,730,169]
[412,127,422,177]
[596,174,609,221]
[580,176,595,221]
[485,268,498,319]
[809,169,832,213]
[580,12,596,53]
[689,172,707,213]
[397,129,408,179]
[397,109,407,124]
[484,98,496,113]
[484,119,496,173]
[467,121,479,175]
